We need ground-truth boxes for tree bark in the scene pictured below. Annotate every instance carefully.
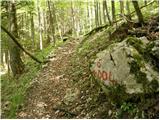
[8,0,24,76]
[52,3,56,42]
[132,1,144,24]
[98,2,102,25]
[70,0,75,35]
[88,2,92,31]
[102,0,106,24]
[95,0,99,27]
[111,0,116,24]
[126,0,131,20]
[144,0,147,5]
[37,0,43,50]
[120,1,124,15]
[30,12,35,48]
[103,0,112,25]
[47,0,55,45]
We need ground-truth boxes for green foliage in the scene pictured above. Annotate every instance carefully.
[142,1,159,20]
[1,62,40,118]
[127,37,144,54]
[107,84,128,106]
[116,102,141,119]
[1,43,63,118]
[77,30,115,59]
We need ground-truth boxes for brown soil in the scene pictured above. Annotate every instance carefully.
[17,39,80,119]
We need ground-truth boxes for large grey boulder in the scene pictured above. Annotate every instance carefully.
[91,37,158,94]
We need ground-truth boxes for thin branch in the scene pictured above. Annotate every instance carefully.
[1,25,44,64]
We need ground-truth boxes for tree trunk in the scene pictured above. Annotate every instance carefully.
[120,1,124,15]
[111,0,116,24]
[47,0,55,45]
[56,14,63,40]
[88,2,92,31]
[52,3,56,43]
[126,0,131,20]
[102,0,106,24]
[8,0,24,76]
[144,0,147,5]
[30,12,35,48]
[95,0,99,27]
[98,2,102,25]
[71,0,75,35]
[103,0,112,25]
[37,0,43,50]
[43,11,47,39]
[132,1,144,24]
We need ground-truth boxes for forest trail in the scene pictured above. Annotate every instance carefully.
[17,39,80,119]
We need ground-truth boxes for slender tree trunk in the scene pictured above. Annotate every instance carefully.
[8,0,24,76]
[21,14,24,30]
[103,0,112,25]
[88,2,92,31]
[95,0,99,27]
[102,0,106,24]
[37,0,43,50]
[111,0,116,24]
[98,2,102,25]
[47,0,55,44]
[56,14,63,40]
[132,1,144,24]
[71,0,75,35]
[120,1,124,15]
[144,0,147,5]
[1,49,4,67]
[7,51,11,74]
[92,1,95,28]
[126,0,131,20]
[43,11,47,39]
[30,13,35,48]
[52,3,56,42]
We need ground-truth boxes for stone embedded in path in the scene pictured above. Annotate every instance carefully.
[63,88,79,105]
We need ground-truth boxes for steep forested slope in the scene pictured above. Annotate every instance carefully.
[1,0,159,119]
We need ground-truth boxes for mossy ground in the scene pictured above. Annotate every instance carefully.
[67,14,159,118]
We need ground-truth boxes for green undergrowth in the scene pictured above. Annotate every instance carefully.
[77,29,116,61]
[1,40,63,118]
[68,13,158,118]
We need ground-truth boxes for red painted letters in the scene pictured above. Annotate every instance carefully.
[102,71,108,80]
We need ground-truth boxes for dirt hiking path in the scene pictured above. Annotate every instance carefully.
[17,39,80,119]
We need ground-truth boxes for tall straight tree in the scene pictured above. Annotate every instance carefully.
[103,0,111,25]
[47,0,55,44]
[98,2,102,25]
[30,12,35,48]
[120,0,124,15]
[144,0,147,5]
[102,0,106,24]
[88,1,92,31]
[95,0,99,27]
[8,0,24,76]
[126,0,131,20]
[111,0,116,24]
[132,1,144,24]
[70,0,75,34]
[52,3,56,39]
[37,0,43,50]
